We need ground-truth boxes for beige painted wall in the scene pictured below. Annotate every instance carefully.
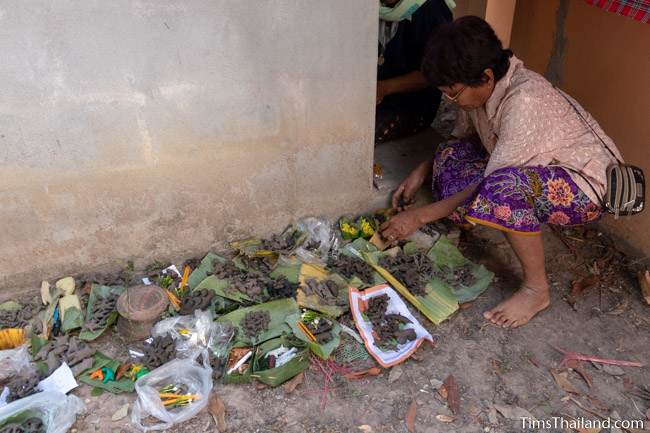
[511,0,650,256]
[485,0,517,46]
[0,1,377,295]
[453,0,487,18]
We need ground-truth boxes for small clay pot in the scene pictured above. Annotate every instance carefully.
[116,284,168,341]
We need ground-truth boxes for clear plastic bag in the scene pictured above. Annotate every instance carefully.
[0,346,34,383]
[0,391,84,433]
[151,310,214,354]
[0,345,38,407]
[150,310,235,359]
[294,217,340,264]
[130,357,213,431]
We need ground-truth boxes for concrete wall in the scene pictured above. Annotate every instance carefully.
[453,0,487,19]
[510,0,650,257]
[0,1,377,294]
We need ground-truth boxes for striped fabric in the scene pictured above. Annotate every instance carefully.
[585,0,650,23]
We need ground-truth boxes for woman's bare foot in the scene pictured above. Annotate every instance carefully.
[483,285,550,328]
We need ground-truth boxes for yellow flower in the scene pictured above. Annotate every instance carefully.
[340,222,359,240]
[359,218,375,238]
[546,178,574,207]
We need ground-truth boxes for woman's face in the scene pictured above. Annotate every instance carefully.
[438,69,495,111]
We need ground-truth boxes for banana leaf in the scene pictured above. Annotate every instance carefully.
[332,239,385,288]
[77,351,135,393]
[270,262,302,284]
[427,236,494,303]
[194,275,254,304]
[0,410,41,429]
[363,251,459,325]
[79,284,125,341]
[61,306,84,333]
[251,337,309,387]
[297,264,348,317]
[286,312,342,360]
[0,301,21,312]
[187,252,220,290]
[30,335,49,377]
[223,348,254,385]
[216,298,299,347]
[230,228,305,257]
[229,238,264,256]
[341,237,379,257]
[210,295,240,315]
[30,335,47,356]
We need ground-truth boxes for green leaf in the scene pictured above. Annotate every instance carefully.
[61,306,84,333]
[90,387,105,396]
[402,241,419,256]
[0,301,22,312]
[217,298,299,347]
[286,313,341,360]
[342,238,378,257]
[362,251,459,325]
[187,252,220,290]
[77,352,135,393]
[195,275,253,304]
[78,284,124,341]
[30,335,47,357]
[251,337,310,387]
[427,236,467,268]
[270,264,301,284]
[0,410,41,429]
[427,236,495,303]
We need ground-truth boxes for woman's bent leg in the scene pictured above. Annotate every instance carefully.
[483,233,550,328]
[465,166,601,327]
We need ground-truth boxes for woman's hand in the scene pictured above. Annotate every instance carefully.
[380,208,425,242]
[376,80,389,105]
[391,160,431,211]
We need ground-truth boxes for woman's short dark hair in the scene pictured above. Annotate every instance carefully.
[421,16,513,87]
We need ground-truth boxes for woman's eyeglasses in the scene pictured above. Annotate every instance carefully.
[442,85,467,102]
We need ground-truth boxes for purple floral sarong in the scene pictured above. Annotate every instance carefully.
[432,138,602,235]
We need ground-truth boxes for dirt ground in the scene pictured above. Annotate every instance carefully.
[64,223,650,433]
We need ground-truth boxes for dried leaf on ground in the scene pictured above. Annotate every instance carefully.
[487,405,498,425]
[586,397,610,412]
[208,393,227,432]
[566,360,593,388]
[639,271,650,305]
[435,414,455,423]
[528,356,541,368]
[567,274,600,307]
[494,404,535,420]
[552,344,644,369]
[442,374,460,414]
[357,425,373,433]
[344,368,382,380]
[600,364,625,376]
[551,370,582,395]
[607,298,628,315]
[111,404,129,422]
[405,399,417,433]
[282,371,304,393]
[388,365,403,383]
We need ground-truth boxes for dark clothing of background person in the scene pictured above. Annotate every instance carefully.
[376,0,452,144]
